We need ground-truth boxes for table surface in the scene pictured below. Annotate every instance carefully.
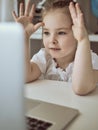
[25,79,98,130]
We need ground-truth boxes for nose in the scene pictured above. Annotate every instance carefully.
[49,34,58,44]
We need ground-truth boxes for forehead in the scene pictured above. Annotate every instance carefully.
[43,9,72,29]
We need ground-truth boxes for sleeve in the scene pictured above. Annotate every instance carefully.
[30,48,47,73]
[91,51,98,70]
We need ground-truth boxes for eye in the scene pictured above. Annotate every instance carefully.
[43,31,50,35]
[58,31,66,35]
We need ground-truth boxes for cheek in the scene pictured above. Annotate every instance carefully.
[43,38,46,45]
[43,38,48,47]
[61,37,77,50]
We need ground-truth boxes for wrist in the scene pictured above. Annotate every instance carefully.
[25,34,30,45]
[78,37,89,44]
[76,37,91,51]
[77,33,90,45]
[76,26,89,43]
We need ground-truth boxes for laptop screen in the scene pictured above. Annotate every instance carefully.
[0,22,26,130]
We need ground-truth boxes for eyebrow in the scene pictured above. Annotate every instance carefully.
[43,27,71,30]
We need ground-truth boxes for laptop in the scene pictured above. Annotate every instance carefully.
[0,23,79,130]
[0,22,26,130]
[25,97,79,130]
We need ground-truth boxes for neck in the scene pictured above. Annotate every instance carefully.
[54,53,75,69]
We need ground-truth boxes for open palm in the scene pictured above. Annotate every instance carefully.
[12,0,43,38]
[69,2,88,42]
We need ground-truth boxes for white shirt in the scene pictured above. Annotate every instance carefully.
[31,48,98,82]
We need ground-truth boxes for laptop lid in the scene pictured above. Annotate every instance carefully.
[0,22,26,130]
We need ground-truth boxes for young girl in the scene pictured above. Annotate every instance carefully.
[12,0,98,95]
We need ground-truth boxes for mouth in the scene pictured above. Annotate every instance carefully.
[49,48,61,51]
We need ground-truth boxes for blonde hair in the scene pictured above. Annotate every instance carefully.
[42,0,75,19]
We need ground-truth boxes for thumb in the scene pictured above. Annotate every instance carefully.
[34,22,44,32]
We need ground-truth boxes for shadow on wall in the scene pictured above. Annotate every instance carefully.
[90,0,98,34]
[77,0,98,34]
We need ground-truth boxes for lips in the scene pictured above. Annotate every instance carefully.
[50,48,61,51]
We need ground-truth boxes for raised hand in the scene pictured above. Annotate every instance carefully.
[69,2,88,42]
[12,0,43,38]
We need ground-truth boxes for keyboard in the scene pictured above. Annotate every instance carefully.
[26,116,53,130]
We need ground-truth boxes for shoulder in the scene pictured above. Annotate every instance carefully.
[91,50,98,70]
[91,50,98,58]
[31,48,52,73]
[31,48,51,62]
[33,48,47,56]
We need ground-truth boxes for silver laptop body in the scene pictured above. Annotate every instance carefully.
[25,98,79,130]
[0,22,26,130]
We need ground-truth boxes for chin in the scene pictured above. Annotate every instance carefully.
[51,55,63,59]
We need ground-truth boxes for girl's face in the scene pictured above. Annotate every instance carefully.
[42,9,77,60]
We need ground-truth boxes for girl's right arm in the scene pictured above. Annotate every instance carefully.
[12,0,43,82]
[25,37,41,83]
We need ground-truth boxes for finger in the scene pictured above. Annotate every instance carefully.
[12,11,18,21]
[34,22,44,32]
[19,3,24,16]
[79,13,84,26]
[75,3,82,16]
[24,0,31,16]
[29,4,35,18]
[69,2,77,20]
[75,3,84,25]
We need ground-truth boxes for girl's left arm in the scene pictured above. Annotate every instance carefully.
[94,70,98,83]
[69,2,98,95]
[72,38,98,95]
